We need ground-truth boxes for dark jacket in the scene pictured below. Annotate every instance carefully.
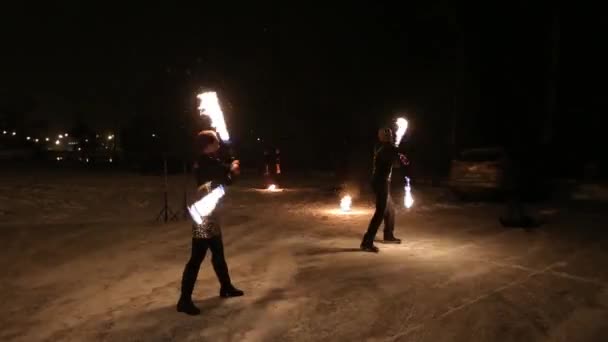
[372,143,399,186]
[195,155,234,188]
[191,155,235,239]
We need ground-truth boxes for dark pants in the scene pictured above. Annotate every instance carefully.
[362,182,395,245]
[180,236,232,300]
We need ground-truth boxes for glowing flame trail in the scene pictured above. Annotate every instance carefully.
[197,91,230,142]
[340,195,352,212]
[188,185,226,225]
[395,117,408,147]
[404,177,414,208]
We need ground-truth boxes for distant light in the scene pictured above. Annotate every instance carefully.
[34,139,39,143]
[109,158,113,163]
[2,131,6,135]
[107,134,114,141]
[64,133,69,137]
[45,137,50,142]
[26,136,31,140]
[56,157,63,161]
[12,132,16,136]
[85,139,89,142]
[96,134,100,138]
[257,138,261,141]
[58,134,63,139]
[77,147,82,151]
[86,158,89,163]
[55,140,60,145]
[151,133,156,138]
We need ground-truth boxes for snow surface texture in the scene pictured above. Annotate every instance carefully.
[1,169,608,341]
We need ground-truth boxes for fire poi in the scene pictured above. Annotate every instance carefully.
[187,91,231,223]
[396,117,414,209]
[395,117,408,147]
[188,185,226,224]
[404,177,414,209]
[197,91,230,142]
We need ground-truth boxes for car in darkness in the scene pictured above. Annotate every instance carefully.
[448,147,506,198]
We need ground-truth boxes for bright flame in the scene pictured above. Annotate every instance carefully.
[404,177,414,208]
[340,195,352,212]
[197,91,230,142]
[188,185,226,225]
[395,117,409,147]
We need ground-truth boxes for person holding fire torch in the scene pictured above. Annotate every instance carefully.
[177,130,244,316]
[361,126,410,253]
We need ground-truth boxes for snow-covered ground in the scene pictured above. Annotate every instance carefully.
[1,168,608,341]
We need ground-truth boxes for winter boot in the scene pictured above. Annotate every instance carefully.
[220,286,244,298]
[383,235,402,244]
[177,297,201,316]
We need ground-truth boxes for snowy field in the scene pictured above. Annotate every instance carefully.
[1,168,608,341]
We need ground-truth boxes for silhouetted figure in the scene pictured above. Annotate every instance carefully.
[499,135,541,229]
[361,128,408,252]
[177,130,244,316]
[263,146,281,186]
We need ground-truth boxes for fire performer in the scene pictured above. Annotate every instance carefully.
[177,130,244,316]
[263,146,282,186]
[360,127,410,252]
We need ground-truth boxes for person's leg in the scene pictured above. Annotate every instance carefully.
[208,235,244,297]
[178,238,209,315]
[383,194,400,243]
[362,184,389,250]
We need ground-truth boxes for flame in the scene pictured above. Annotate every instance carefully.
[188,185,226,225]
[404,177,414,208]
[197,91,230,142]
[267,184,284,192]
[395,117,408,147]
[340,195,352,212]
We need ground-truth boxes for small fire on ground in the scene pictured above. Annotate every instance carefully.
[340,195,352,212]
[267,184,282,192]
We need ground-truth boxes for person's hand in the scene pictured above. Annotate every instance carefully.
[230,160,241,175]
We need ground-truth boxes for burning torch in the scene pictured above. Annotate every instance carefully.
[187,91,235,224]
[197,91,234,162]
[395,117,414,209]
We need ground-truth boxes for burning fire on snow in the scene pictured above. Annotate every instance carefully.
[266,184,282,192]
[340,195,352,212]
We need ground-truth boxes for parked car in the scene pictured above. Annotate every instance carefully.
[448,147,506,198]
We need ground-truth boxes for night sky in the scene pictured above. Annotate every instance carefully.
[1,2,604,166]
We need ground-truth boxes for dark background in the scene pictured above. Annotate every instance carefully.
[0,2,604,178]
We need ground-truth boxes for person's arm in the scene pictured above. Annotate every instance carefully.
[210,159,239,186]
